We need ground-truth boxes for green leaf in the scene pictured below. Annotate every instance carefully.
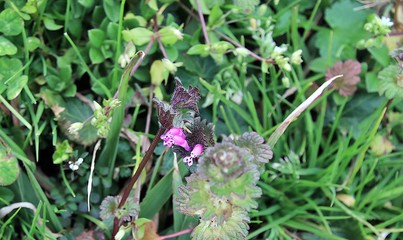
[89,47,105,64]
[52,140,73,164]
[59,98,99,146]
[309,57,334,72]
[78,0,95,8]
[0,36,17,56]
[324,0,371,31]
[0,8,23,36]
[233,0,259,10]
[208,5,223,27]
[43,17,63,30]
[103,0,120,22]
[368,45,391,67]
[187,44,210,56]
[139,163,188,219]
[0,57,23,82]
[88,29,106,48]
[365,72,380,93]
[150,60,169,85]
[6,75,28,100]
[26,36,41,52]
[122,28,153,46]
[0,146,20,186]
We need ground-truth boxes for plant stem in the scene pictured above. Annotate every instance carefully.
[112,127,166,238]
[195,0,210,45]
[159,228,193,240]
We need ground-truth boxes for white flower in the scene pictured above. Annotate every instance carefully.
[380,16,393,28]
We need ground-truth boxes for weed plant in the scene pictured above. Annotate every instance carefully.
[0,0,402,239]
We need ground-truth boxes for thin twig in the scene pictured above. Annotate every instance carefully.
[195,0,210,44]
[112,127,167,238]
[159,228,193,240]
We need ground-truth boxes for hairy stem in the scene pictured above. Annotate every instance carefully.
[112,127,166,238]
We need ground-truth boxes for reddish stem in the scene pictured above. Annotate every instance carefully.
[159,228,193,240]
[195,0,210,45]
[111,128,166,238]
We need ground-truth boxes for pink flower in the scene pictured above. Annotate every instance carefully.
[325,60,361,96]
[161,128,190,150]
[183,144,204,166]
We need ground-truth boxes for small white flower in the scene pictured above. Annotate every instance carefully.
[380,16,393,28]
[173,29,183,40]
[69,157,83,171]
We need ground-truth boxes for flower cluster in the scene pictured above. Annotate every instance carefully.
[161,127,204,166]
[357,14,393,49]
[176,132,273,239]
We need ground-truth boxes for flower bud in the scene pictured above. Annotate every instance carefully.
[68,122,83,134]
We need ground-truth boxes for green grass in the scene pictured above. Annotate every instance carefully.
[0,0,402,239]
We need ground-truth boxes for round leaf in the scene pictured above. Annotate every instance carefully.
[7,75,28,100]
[0,9,23,36]
[0,36,17,56]
[0,148,19,186]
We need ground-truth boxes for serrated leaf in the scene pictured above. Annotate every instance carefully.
[0,36,17,56]
[0,8,23,36]
[0,147,19,186]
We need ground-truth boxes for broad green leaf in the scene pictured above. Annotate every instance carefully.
[0,187,14,202]
[158,26,183,45]
[187,44,209,56]
[89,47,105,64]
[6,75,28,100]
[43,17,63,30]
[46,75,65,92]
[208,5,223,27]
[78,0,95,8]
[103,0,120,22]
[0,147,20,186]
[365,72,380,93]
[147,0,158,11]
[150,60,168,85]
[26,36,41,51]
[122,28,154,46]
[59,98,99,146]
[88,28,106,48]
[0,36,17,56]
[309,57,334,72]
[0,8,23,36]
[368,45,391,67]
[0,57,23,82]
[324,0,371,31]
